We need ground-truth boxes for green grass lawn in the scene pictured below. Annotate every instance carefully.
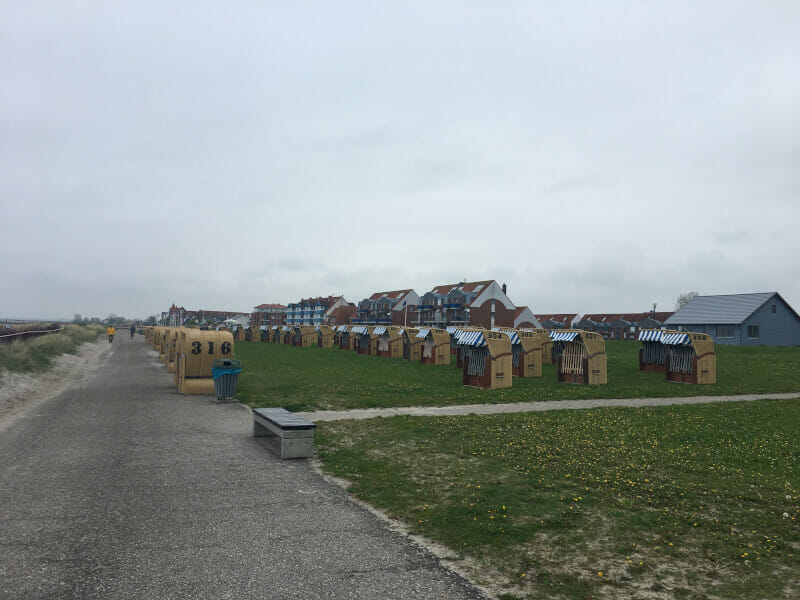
[234,341,800,412]
[316,399,800,600]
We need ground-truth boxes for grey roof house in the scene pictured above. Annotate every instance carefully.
[664,292,800,346]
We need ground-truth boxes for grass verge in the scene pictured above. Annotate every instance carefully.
[0,324,103,373]
[316,399,800,600]
[235,341,800,411]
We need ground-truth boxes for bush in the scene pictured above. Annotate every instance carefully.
[0,324,103,373]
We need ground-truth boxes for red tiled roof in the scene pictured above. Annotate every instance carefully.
[649,312,675,322]
[254,303,286,309]
[368,289,411,301]
[298,295,343,306]
[581,313,626,323]
[582,312,675,324]
[430,280,494,295]
[535,314,578,323]
[535,312,674,324]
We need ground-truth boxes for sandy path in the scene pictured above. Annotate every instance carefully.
[298,392,800,422]
[0,338,113,432]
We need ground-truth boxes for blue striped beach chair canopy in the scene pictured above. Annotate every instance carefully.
[549,330,579,342]
[493,328,520,345]
[661,333,691,346]
[638,329,663,342]
[459,330,487,347]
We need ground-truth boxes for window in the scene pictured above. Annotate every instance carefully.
[772,304,777,315]
[717,325,735,338]
[747,326,760,339]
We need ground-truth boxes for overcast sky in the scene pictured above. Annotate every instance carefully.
[2,1,798,320]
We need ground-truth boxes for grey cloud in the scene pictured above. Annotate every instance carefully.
[2,1,799,318]
[538,175,610,197]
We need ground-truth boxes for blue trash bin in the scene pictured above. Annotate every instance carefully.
[212,358,242,402]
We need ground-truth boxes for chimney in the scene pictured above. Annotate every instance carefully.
[501,283,507,295]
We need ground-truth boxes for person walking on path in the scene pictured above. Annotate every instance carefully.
[106,325,115,343]
[130,324,135,339]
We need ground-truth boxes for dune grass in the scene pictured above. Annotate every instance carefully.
[316,399,800,600]
[0,324,103,373]
[234,341,800,412]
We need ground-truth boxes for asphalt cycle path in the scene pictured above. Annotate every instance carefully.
[0,334,485,600]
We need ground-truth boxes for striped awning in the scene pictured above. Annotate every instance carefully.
[336,325,348,332]
[415,328,430,338]
[458,330,487,347]
[662,333,691,346]
[314,326,320,332]
[446,326,457,334]
[282,326,290,332]
[455,330,476,344]
[373,326,387,336]
[397,328,404,336]
[638,330,663,342]
[272,325,279,330]
[493,328,520,345]
[550,331,579,342]
[351,325,369,335]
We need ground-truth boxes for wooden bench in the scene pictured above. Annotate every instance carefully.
[252,408,316,459]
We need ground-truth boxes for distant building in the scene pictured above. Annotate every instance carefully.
[356,289,420,326]
[576,312,675,340]
[535,314,581,330]
[285,296,349,326]
[513,306,541,329]
[665,292,800,346]
[251,303,287,327]
[328,303,358,326]
[163,304,246,326]
[416,280,536,329]
[226,315,250,328]
[534,312,677,339]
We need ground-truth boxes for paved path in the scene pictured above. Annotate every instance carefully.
[0,336,486,600]
[299,392,800,422]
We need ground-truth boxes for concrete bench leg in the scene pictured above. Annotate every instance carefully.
[253,420,314,459]
[253,420,276,438]
[279,436,314,459]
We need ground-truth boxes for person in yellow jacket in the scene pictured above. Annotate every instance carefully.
[107,325,115,343]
